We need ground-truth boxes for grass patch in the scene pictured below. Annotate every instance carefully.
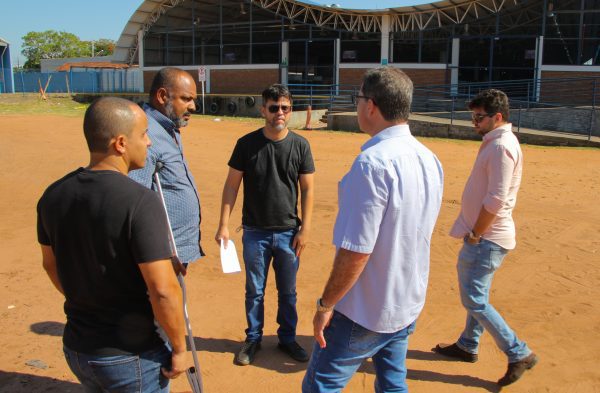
[0,94,89,116]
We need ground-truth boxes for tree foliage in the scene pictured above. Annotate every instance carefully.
[21,30,115,69]
[88,38,116,57]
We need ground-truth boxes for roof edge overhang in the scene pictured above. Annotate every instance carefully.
[114,0,528,65]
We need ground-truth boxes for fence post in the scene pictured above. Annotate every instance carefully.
[19,72,25,95]
[450,95,455,126]
[589,79,597,141]
[517,105,522,133]
[527,82,530,109]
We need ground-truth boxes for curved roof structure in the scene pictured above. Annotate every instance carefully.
[114,0,529,64]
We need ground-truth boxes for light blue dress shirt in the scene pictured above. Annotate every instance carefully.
[333,124,444,333]
[129,104,202,264]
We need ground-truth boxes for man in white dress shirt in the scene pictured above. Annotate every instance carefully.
[302,67,444,393]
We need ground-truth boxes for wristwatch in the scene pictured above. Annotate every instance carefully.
[316,298,334,313]
[468,230,482,243]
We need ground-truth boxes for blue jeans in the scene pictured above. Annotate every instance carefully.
[242,227,299,344]
[302,311,416,393]
[456,238,531,363]
[63,345,170,393]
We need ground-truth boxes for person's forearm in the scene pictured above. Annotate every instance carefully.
[320,248,370,307]
[148,282,186,353]
[299,185,314,232]
[472,206,497,236]
[43,261,64,295]
[218,185,238,228]
[41,245,64,295]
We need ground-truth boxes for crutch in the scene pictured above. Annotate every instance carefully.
[153,162,204,393]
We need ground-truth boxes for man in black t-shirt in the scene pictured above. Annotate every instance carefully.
[216,84,315,366]
[37,97,189,392]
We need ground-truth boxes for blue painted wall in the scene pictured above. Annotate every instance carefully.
[0,43,15,93]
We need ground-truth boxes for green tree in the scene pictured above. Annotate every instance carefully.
[21,30,88,69]
[86,38,116,57]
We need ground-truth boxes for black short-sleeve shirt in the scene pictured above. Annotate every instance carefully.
[228,129,315,230]
[37,168,173,356]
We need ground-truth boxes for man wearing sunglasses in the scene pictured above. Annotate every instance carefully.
[302,67,443,392]
[216,84,315,366]
[434,89,538,386]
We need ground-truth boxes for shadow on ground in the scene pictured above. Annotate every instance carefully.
[356,351,501,393]
[193,334,314,374]
[0,370,82,392]
[30,321,65,337]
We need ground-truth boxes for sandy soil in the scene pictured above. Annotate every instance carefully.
[0,113,599,393]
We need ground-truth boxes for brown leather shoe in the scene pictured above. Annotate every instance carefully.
[433,343,478,362]
[497,352,539,386]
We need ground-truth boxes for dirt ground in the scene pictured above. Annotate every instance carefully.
[0,112,599,393]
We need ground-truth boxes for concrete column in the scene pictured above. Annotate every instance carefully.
[137,29,145,93]
[535,36,544,101]
[334,38,340,92]
[380,15,390,65]
[281,41,289,85]
[450,38,460,95]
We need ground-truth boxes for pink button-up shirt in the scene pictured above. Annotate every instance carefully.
[450,123,523,250]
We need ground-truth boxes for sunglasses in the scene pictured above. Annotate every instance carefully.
[267,104,292,114]
[351,94,375,106]
[472,113,496,123]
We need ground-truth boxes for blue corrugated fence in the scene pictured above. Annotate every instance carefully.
[13,69,143,93]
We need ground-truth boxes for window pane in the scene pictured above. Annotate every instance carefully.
[581,39,600,65]
[341,32,380,63]
[583,11,600,37]
[546,12,581,38]
[392,40,418,62]
[421,39,449,63]
[493,37,537,67]
[543,39,578,64]
[460,38,490,67]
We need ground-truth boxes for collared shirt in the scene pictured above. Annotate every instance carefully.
[333,125,444,333]
[450,123,523,250]
[129,103,203,264]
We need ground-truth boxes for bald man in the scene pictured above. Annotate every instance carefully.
[129,67,204,268]
[37,97,189,393]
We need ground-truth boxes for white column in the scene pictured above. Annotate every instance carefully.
[334,38,340,93]
[450,38,460,95]
[534,36,544,102]
[380,15,390,65]
[281,41,289,85]
[137,29,145,93]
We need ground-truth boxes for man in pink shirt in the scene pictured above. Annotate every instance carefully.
[433,89,538,386]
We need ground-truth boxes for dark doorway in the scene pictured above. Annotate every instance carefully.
[288,40,335,86]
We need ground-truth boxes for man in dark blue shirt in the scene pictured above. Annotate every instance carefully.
[130,67,203,266]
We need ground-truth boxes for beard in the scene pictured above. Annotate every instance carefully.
[269,117,288,132]
[164,99,190,128]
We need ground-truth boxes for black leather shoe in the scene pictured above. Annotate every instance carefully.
[498,353,538,386]
[278,341,309,362]
[236,341,261,366]
[433,343,478,362]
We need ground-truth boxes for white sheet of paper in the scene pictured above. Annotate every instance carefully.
[220,239,241,273]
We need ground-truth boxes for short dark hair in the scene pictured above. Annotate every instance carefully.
[83,97,137,153]
[149,67,190,98]
[261,84,292,105]
[468,89,510,121]
[361,67,413,122]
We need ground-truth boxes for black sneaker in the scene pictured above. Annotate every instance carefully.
[278,341,309,362]
[433,343,478,362]
[236,341,261,366]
